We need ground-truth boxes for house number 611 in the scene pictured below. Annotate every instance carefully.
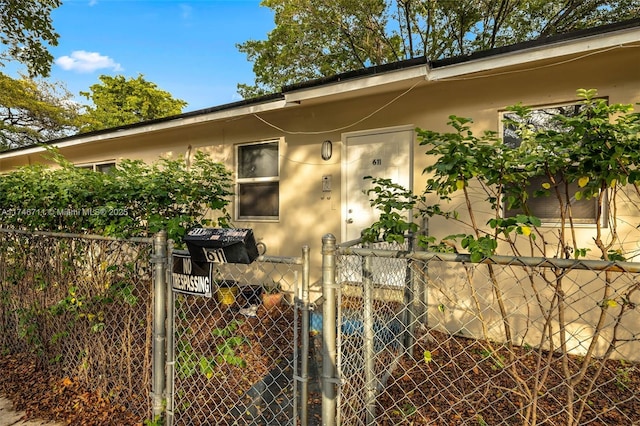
[372,159,382,165]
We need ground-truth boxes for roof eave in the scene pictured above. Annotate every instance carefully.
[429,25,640,80]
[283,63,429,105]
[1,19,639,159]
[278,22,640,104]
[0,95,289,159]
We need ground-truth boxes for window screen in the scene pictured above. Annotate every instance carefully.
[236,141,279,220]
[502,103,598,224]
[77,161,116,173]
[505,175,598,223]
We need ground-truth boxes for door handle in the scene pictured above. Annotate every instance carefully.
[346,218,353,224]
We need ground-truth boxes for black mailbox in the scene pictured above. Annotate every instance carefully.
[183,228,259,264]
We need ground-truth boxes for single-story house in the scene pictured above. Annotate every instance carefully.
[1,19,639,289]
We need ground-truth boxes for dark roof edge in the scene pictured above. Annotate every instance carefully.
[282,56,430,93]
[3,18,638,156]
[0,92,285,155]
[431,17,640,68]
[283,18,640,92]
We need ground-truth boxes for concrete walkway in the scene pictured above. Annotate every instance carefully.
[0,397,63,426]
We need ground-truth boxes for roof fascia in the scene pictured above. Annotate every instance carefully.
[283,25,640,101]
[0,98,291,159]
[429,27,640,81]
[283,65,428,104]
[2,23,639,160]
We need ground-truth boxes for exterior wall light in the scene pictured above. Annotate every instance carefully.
[321,140,332,161]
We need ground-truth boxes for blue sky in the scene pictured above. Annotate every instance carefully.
[40,0,274,112]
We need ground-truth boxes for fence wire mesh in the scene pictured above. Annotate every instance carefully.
[170,251,316,425]
[0,230,154,421]
[334,242,640,425]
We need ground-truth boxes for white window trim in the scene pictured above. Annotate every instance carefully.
[76,160,116,173]
[235,139,280,222]
[498,101,606,227]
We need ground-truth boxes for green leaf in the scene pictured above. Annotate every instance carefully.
[79,74,187,132]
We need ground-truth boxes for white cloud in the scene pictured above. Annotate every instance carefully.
[180,4,193,19]
[55,50,123,73]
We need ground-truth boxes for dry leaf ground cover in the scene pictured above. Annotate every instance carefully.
[2,319,639,425]
[0,302,300,426]
[375,330,640,425]
[0,353,140,425]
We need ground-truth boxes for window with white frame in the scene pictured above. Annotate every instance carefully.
[236,140,279,220]
[501,103,599,224]
[77,161,116,173]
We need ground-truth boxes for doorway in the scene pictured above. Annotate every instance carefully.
[342,125,414,242]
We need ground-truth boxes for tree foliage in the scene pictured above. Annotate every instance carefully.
[0,73,83,151]
[237,0,402,98]
[237,0,639,97]
[0,0,61,78]
[79,74,187,133]
[0,149,233,242]
[0,0,81,150]
[362,89,640,424]
[364,89,640,261]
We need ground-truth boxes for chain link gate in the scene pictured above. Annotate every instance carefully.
[321,234,640,426]
[168,245,314,425]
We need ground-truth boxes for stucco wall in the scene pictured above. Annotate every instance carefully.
[0,45,638,289]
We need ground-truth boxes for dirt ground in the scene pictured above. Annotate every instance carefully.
[374,330,640,425]
[1,325,639,425]
[0,353,141,425]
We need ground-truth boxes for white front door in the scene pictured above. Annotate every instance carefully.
[342,126,413,242]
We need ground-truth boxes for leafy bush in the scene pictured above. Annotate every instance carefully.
[362,89,640,425]
[0,148,233,241]
[364,89,640,261]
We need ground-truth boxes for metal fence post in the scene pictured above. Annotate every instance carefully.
[165,239,175,426]
[151,230,168,420]
[301,245,311,426]
[362,248,376,425]
[404,233,416,350]
[321,234,337,426]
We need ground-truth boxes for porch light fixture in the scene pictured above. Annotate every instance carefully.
[321,140,332,161]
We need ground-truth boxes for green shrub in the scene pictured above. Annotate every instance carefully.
[0,148,233,241]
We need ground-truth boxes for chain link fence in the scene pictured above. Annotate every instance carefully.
[169,247,316,426]
[323,237,640,425]
[4,228,639,425]
[0,229,155,421]
[0,228,317,425]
